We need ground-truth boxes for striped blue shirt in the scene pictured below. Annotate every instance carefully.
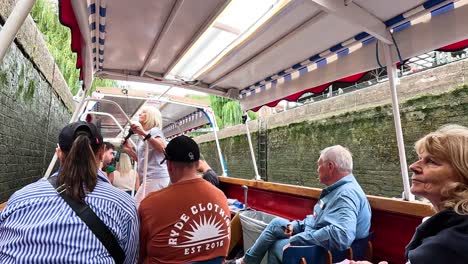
[0,170,139,263]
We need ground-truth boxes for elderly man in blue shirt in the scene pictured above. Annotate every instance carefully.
[228,145,371,264]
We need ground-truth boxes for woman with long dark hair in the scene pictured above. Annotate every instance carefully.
[0,121,139,263]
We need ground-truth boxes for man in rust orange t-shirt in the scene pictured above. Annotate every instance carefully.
[139,135,230,264]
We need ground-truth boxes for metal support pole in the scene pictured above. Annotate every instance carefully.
[131,162,138,197]
[43,152,59,179]
[206,109,228,176]
[244,114,261,180]
[0,0,36,63]
[82,112,137,149]
[43,89,88,179]
[382,43,414,201]
[141,141,149,198]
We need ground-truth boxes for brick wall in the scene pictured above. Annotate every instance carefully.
[197,60,468,198]
[0,5,73,202]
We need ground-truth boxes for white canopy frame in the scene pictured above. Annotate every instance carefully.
[2,0,468,201]
[96,93,230,177]
[382,43,415,201]
[0,0,35,63]
[199,109,229,177]
[80,111,137,150]
[310,0,415,201]
[239,0,468,109]
[43,98,140,178]
[244,114,261,181]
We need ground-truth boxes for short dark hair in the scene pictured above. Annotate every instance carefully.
[104,142,114,150]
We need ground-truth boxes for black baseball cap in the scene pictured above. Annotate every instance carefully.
[161,135,200,164]
[59,121,103,152]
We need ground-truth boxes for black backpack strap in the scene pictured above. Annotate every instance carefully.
[48,177,125,264]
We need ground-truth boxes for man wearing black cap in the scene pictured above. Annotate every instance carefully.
[139,135,231,264]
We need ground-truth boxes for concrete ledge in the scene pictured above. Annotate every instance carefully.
[0,0,74,111]
[196,121,258,144]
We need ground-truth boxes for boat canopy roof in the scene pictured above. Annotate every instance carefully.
[86,88,211,140]
[59,0,468,111]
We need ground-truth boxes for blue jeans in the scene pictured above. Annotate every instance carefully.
[244,218,302,264]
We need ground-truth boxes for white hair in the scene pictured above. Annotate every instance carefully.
[141,106,162,130]
[320,145,353,173]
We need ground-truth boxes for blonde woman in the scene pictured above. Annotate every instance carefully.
[123,106,170,206]
[113,153,139,195]
[352,124,468,264]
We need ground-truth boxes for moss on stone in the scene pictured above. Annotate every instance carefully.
[451,84,468,98]
[16,65,25,99]
[0,70,8,89]
[24,80,36,101]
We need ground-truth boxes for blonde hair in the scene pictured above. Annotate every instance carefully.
[141,106,162,130]
[116,153,132,176]
[415,124,468,215]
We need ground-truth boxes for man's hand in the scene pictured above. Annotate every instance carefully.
[283,224,293,237]
[197,160,211,173]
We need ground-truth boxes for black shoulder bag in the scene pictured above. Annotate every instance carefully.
[48,177,125,264]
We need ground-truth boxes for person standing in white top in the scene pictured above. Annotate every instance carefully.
[123,106,170,206]
[113,153,139,195]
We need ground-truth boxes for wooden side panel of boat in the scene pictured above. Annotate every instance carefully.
[219,177,434,264]
[0,202,6,211]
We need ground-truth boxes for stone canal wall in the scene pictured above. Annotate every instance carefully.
[197,59,468,198]
[0,2,74,202]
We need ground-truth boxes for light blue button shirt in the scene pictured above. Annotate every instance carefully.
[289,174,371,251]
[0,170,139,263]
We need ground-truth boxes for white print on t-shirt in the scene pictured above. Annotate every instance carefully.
[167,202,230,255]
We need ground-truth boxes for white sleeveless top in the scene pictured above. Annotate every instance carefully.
[113,170,137,191]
